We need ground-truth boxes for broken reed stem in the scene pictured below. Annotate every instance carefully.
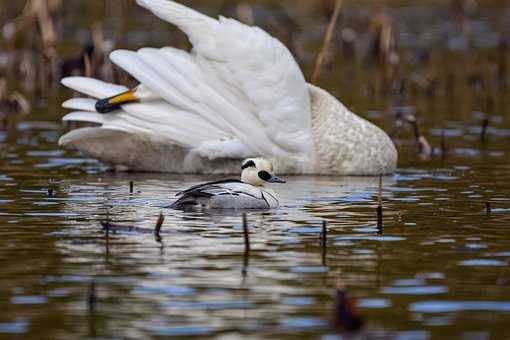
[377,176,383,232]
[312,0,343,84]
[155,212,164,238]
[129,181,134,194]
[321,220,327,248]
[243,213,250,253]
[486,202,492,215]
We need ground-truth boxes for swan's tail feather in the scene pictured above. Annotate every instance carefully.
[62,98,97,112]
[61,77,128,99]
[60,75,231,149]
[110,50,199,114]
[63,111,106,124]
[109,49,234,135]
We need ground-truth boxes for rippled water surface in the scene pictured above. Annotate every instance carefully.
[1,117,510,339]
[2,1,510,338]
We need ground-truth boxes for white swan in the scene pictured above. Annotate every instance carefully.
[59,0,397,175]
[170,158,285,210]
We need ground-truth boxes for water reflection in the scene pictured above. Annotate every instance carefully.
[2,133,510,338]
[1,1,510,336]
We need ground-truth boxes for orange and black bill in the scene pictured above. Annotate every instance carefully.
[95,88,139,113]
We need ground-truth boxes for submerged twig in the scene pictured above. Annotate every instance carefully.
[486,202,492,215]
[312,0,343,83]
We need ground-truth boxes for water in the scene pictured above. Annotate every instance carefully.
[1,118,510,338]
[2,1,510,338]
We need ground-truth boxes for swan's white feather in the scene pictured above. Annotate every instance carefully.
[59,0,398,175]
[62,111,147,135]
[110,48,280,157]
[61,77,128,99]
[121,101,229,148]
[135,0,313,158]
[62,98,97,112]
[63,111,106,124]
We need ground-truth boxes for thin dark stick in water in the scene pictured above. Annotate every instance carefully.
[155,212,164,238]
[481,117,489,143]
[441,130,446,159]
[321,220,328,248]
[243,213,250,253]
[48,187,54,197]
[105,210,110,239]
[377,176,383,233]
[129,181,134,194]
[312,0,343,84]
[88,281,96,312]
[242,248,249,278]
[486,202,492,215]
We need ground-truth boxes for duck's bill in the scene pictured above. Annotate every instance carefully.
[95,89,139,113]
[268,175,286,183]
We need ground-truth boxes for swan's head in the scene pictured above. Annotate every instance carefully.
[241,158,285,187]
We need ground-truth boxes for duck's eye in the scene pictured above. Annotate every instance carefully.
[258,171,271,181]
[241,160,256,170]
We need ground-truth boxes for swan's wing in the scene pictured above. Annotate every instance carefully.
[135,0,313,159]
[61,77,230,149]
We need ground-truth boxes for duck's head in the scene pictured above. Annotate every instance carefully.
[241,158,286,187]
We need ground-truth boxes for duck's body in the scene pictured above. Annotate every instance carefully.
[59,0,397,175]
[170,158,284,210]
[170,179,279,210]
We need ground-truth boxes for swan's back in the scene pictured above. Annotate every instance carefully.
[309,85,397,175]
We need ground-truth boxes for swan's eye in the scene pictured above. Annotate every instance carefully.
[241,160,256,170]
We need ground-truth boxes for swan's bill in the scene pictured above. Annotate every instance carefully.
[95,88,139,113]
